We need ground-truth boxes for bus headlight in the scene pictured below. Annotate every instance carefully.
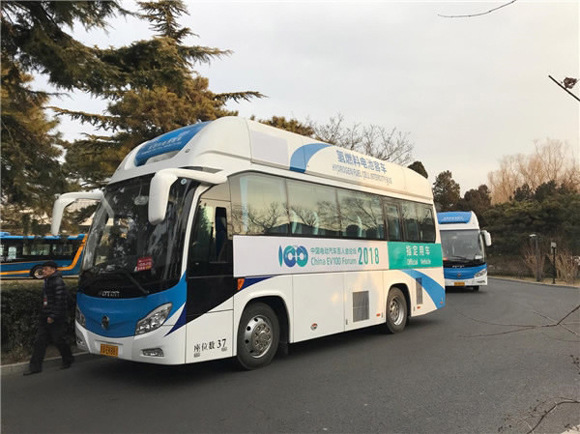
[135,303,172,335]
[474,269,487,278]
[76,305,86,327]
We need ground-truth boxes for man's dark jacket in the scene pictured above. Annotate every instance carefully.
[42,271,69,322]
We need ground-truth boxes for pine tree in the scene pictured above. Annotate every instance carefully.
[1,1,127,93]
[1,1,126,232]
[408,161,428,179]
[1,56,66,232]
[433,171,461,211]
[59,0,264,189]
[256,116,315,137]
[458,185,491,225]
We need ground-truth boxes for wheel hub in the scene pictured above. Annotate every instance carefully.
[389,298,404,326]
[243,315,273,358]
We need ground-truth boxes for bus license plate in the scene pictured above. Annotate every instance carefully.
[100,343,119,357]
[454,282,466,286]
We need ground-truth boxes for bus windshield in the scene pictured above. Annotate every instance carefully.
[440,230,484,263]
[80,175,197,297]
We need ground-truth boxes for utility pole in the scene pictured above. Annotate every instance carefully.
[530,234,540,282]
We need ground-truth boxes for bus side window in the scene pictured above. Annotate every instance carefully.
[231,174,289,235]
[418,205,436,243]
[287,180,339,237]
[31,242,50,256]
[337,190,384,239]
[402,202,421,242]
[189,201,232,274]
[385,202,403,241]
[189,202,214,270]
[214,207,228,262]
[8,246,18,261]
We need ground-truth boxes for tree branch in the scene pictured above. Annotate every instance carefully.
[439,0,518,18]
[548,75,580,103]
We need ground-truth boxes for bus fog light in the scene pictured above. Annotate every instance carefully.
[76,337,87,349]
[135,303,172,335]
[76,306,86,327]
[142,348,164,357]
[474,269,487,278]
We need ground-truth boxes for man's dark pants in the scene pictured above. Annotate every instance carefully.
[29,317,73,372]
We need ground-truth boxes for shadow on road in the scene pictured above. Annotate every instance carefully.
[81,314,444,388]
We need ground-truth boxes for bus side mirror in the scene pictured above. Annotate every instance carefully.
[481,230,492,247]
[149,168,227,225]
[149,171,178,225]
[52,191,103,235]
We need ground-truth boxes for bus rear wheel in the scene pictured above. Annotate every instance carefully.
[236,302,279,370]
[383,288,408,334]
[30,266,44,280]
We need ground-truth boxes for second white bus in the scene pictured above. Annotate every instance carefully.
[52,117,445,369]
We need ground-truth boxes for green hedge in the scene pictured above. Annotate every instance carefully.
[1,282,77,359]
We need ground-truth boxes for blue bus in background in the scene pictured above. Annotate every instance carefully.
[0,233,87,279]
[437,212,492,291]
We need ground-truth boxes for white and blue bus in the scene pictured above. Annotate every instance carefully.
[437,211,492,291]
[52,117,445,369]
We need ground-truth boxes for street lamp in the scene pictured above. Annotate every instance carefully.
[529,234,541,282]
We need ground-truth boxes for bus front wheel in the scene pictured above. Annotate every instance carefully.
[384,288,408,334]
[236,302,280,370]
[30,266,44,280]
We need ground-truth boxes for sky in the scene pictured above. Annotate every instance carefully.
[51,0,579,193]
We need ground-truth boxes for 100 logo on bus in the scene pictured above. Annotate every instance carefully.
[279,245,308,268]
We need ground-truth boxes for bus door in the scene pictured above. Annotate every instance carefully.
[185,197,234,362]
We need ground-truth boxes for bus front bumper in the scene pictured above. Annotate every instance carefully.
[75,321,186,365]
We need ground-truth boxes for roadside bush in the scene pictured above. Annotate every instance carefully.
[487,254,532,278]
[549,248,579,284]
[521,244,546,281]
[1,282,77,360]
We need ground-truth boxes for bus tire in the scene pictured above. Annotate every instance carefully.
[30,265,44,280]
[236,302,280,370]
[384,287,407,334]
[472,286,480,292]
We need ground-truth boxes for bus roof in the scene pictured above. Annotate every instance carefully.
[0,234,85,240]
[111,117,433,201]
[437,211,480,230]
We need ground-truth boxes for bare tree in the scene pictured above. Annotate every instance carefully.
[308,114,414,165]
[487,138,580,203]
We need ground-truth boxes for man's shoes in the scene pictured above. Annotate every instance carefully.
[61,357,74,369]
[23,369,41,376]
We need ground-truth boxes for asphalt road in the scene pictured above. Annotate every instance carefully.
[2,278,579,434]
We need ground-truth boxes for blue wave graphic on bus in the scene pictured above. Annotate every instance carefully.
[279,245,309,267]
[289,143,331,173]
[402,269,446,308]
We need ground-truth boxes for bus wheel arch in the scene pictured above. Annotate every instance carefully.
[383,285,409,334]
[236,297,287,370]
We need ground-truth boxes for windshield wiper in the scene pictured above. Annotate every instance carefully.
[445,256,471,262]
[105,268,150,296]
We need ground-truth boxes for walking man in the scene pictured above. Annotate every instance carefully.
[24,261,74,375]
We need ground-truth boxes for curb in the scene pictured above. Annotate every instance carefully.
[1,352,96,377]
[489,276,579,289]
